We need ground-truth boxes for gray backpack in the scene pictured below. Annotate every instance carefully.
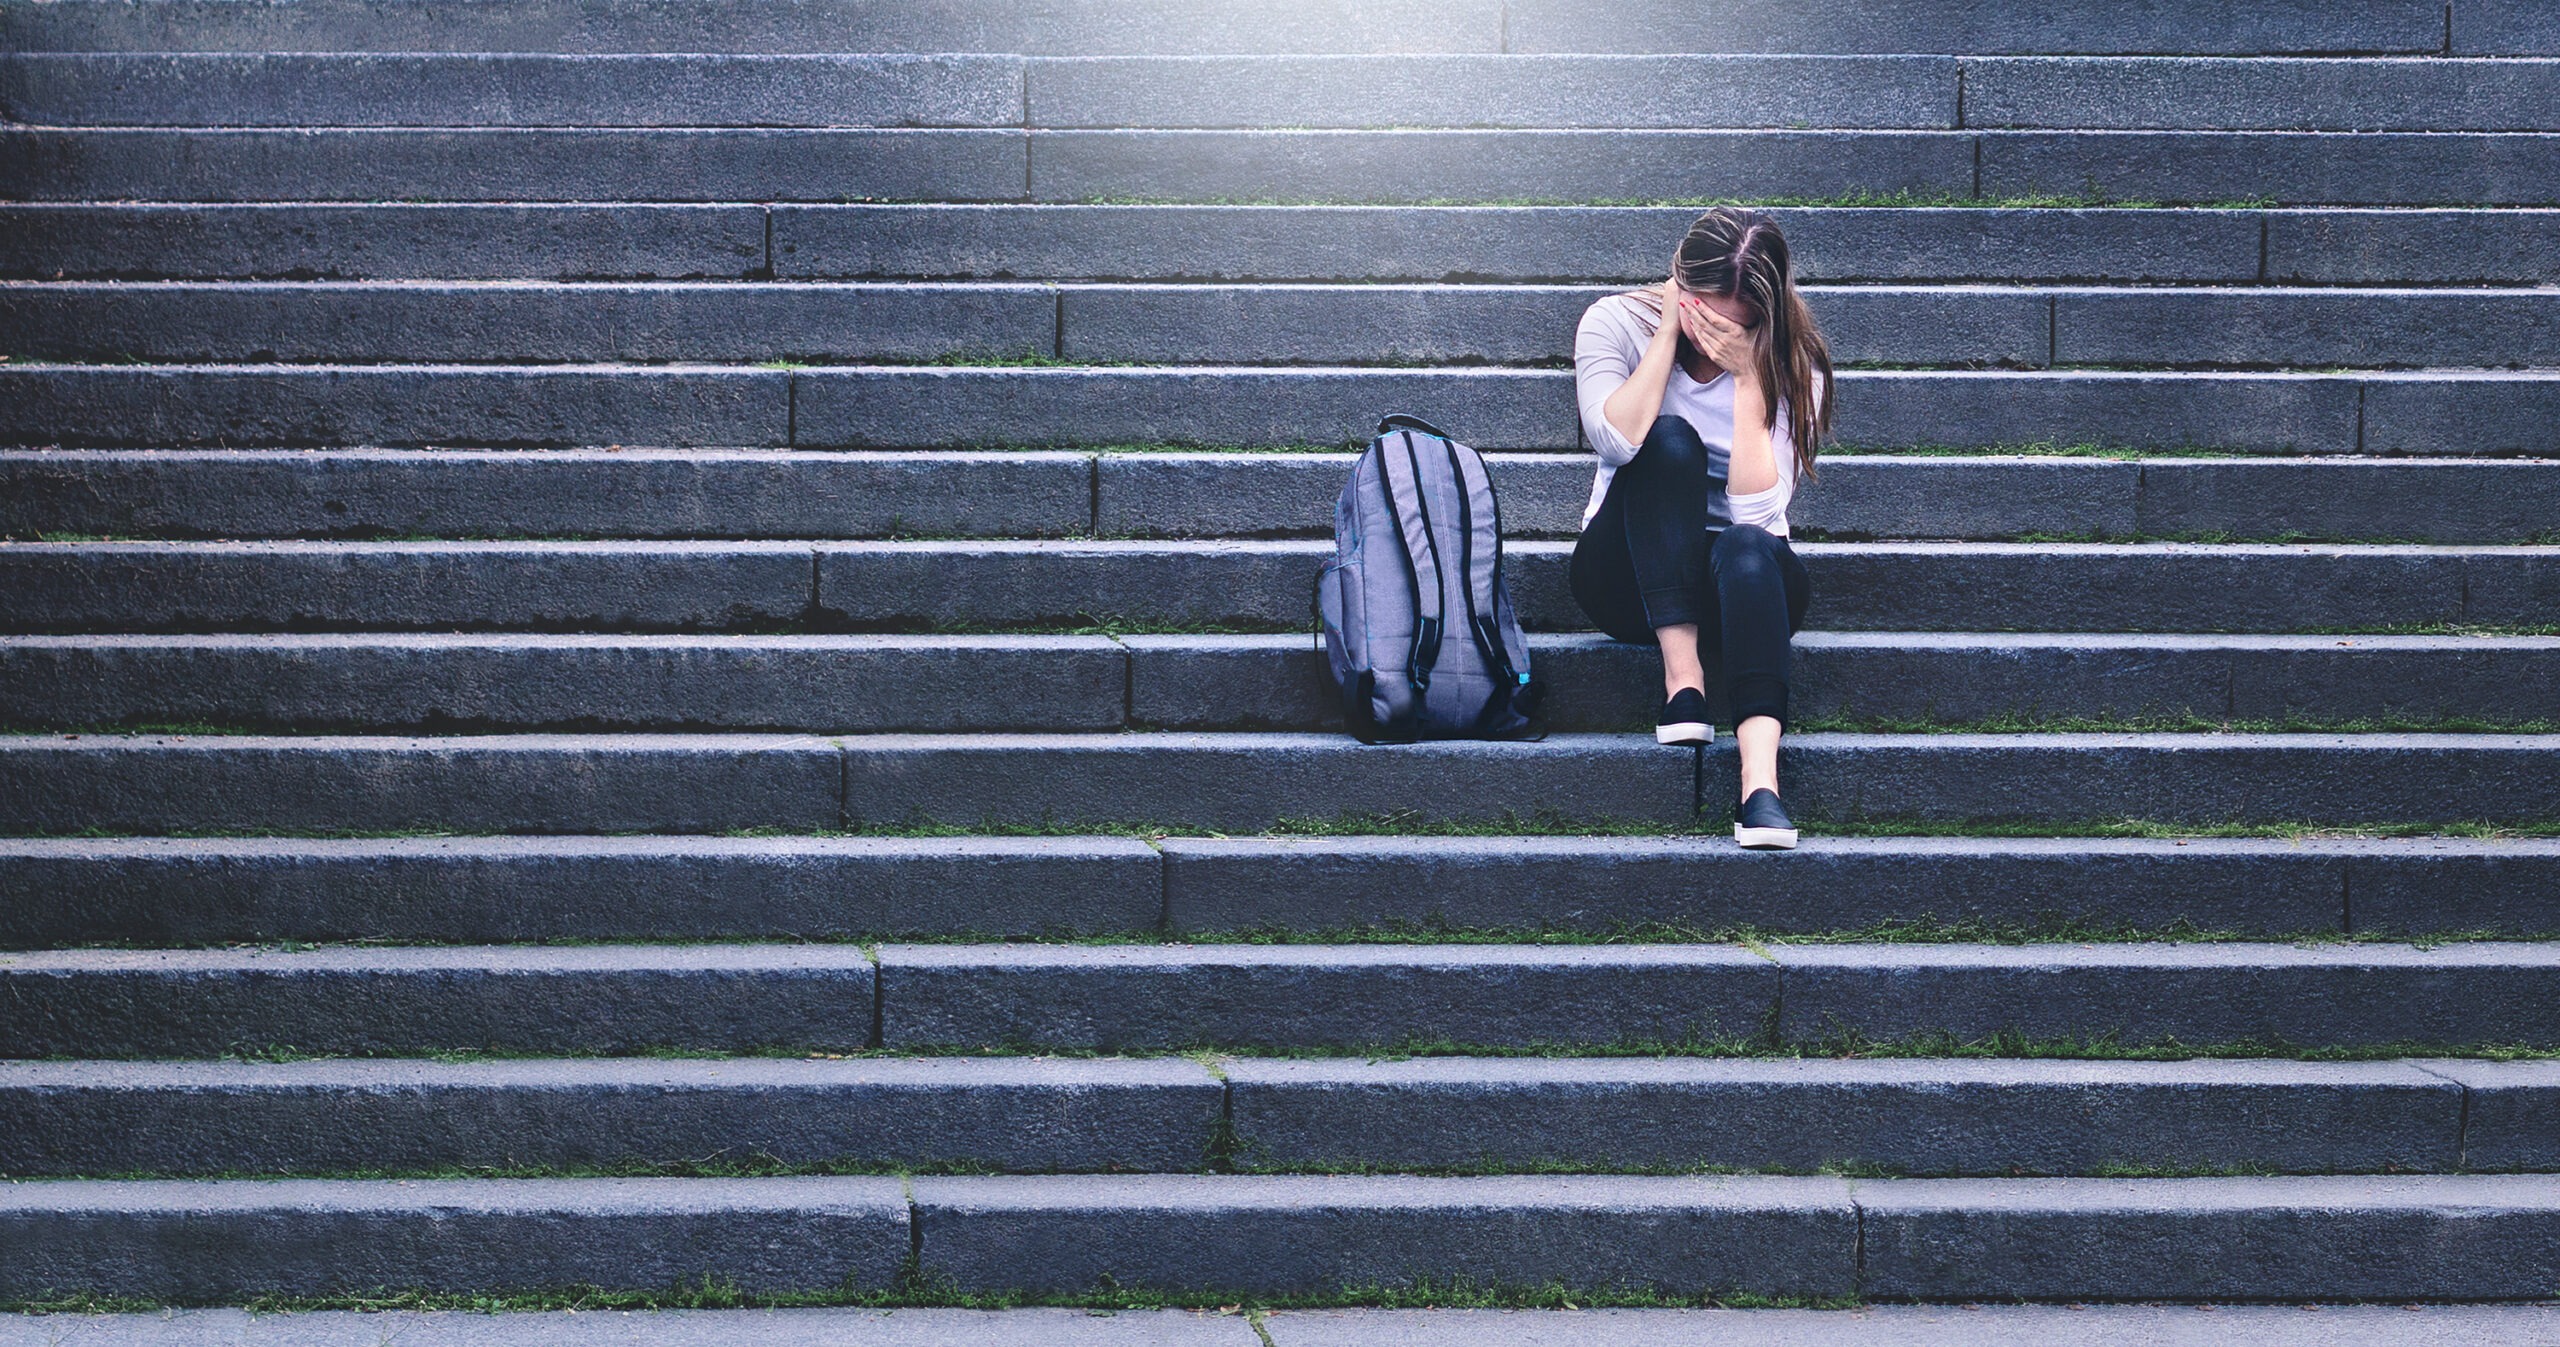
[1314,415,1541,743]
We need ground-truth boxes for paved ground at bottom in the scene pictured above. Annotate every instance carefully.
[3,1305,2558,1345]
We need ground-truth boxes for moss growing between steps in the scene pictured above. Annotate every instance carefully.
[1072,189,2172,210]
[2,1147,2491,1186]
[15,816,2560,844]
[0,1280,1869,1316]
[1841,441,2272,459]
[168,1036,2560,1069]
[1787,712,2560,735]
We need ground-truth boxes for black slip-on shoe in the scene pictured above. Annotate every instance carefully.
[1734,788,1799,850]
[1655,687,1713,745]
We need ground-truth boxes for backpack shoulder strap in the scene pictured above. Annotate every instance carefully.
[1443,440,1527,696]
[1372,430,1447,702]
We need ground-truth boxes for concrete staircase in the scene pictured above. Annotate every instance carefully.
[3,0,2559,1311]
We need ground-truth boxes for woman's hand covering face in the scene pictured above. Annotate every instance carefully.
[1676,290,1758,381]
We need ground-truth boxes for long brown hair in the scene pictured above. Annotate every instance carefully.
[1647,207,1834,478]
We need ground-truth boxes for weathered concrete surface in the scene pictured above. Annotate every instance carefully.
[0,1177,910,1298]
[0,1058,1220,1177]
[2265,208,2560,284]
[774,205,2269,284]
[0,835,1166,946]
[879,943,1777,1051]
[1771,942,2560,1048]
[0,541,820,634]
[0,634,1134,732]
[913,1174,1858,1297]
[1978,130,2560,206]
[0,0,1513,56]
[0,53,1026,128]
[0,944,882,1057]
[1503,0,2448,56]
[1859,1175,2560,1300]
[2412,1059,2560,1171]
[1025,55,1957,130]
[0,127,1030,203]
[1264,1305,2560,1345]
[0,281,1059,364]
[1223,1057,2462,1175]
[839,732,1698,832]
[1026,129,1976,203]
[1158,834,2355,936]
[1964,57,2560,132]
[0,203,770,281]
[0,733,846,835]
[0,1305,2550,1346]
[16,452,2554,546]
[0,449,1097,541]
[19,630,2556,734]
[0,364,791,448]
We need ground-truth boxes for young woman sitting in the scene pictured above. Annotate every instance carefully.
[1569,206,1835,851]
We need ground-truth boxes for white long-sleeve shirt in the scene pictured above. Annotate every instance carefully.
[1572,291,1802,534]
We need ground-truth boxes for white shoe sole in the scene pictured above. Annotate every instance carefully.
[1655,721,1714,745]
[1734,825,1799,850]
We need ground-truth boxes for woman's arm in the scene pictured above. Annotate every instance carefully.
[1576,282,1683,465]
[1686,305,1779,495]
[1599,280,1685,450]
[1726,373,1778,496]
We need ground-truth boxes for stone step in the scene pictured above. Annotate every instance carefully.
[828,731,2560,831]
[0,944,881,1057]
[0,53,1027,129]
[12,281,2560,369]
[15,54,2559,135]
[6,1307,2560,1346]
[3,731,2556,835]
[1154,835,2559,943]
[0,834,1171,946]
[0,1175,912,1297]
[786,204,2560,286]
[1085,453,2560,545]
[0,0,2494,57]
[0,54,1953,131]
[12,451,2560,547]
[878,941,2560,1052]
[8,364,2550,454]
[2,1055,2542,1179]
[5,1173,2560,1302]
[9,940,2558,1057]
[3,834,2551,947]
[1218,1057,2551,1175]
[14,204,2557,286]
[1274,1306,2560,1345]
[1852,1175,2560,1302]
[1959,57,2560,132]
[5,540,2550,635]
[9,632,2558,734]
[1520,0,2498,59]
[35,53,2560,137]
[0,1056,1225,1177]
[11,128,2560,206]
[0,0,1513,56]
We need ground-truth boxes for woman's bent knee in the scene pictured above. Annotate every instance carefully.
[1710,524,1782,578]
[1632,415,1711,477]
[1713,523,1780,558]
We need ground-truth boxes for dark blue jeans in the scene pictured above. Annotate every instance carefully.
[1569,414,1810,726]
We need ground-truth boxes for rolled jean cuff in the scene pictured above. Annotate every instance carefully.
[1729,673,1789,729]
[1637,586,1699,631]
